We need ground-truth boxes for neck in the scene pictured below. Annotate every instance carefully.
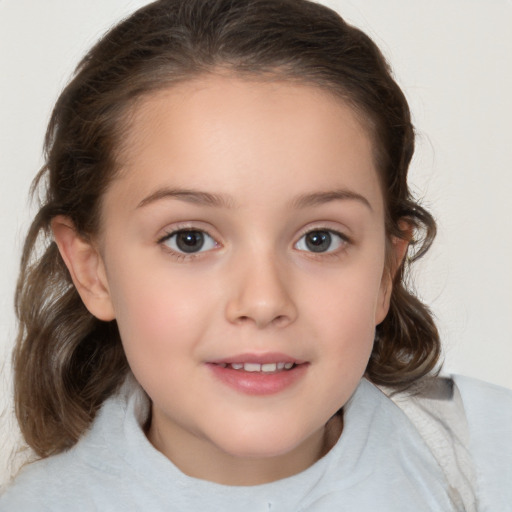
[147,414,343,486]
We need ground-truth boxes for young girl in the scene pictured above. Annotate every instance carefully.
[1,0,511,510]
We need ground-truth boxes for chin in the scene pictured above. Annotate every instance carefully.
[213,425,319,461]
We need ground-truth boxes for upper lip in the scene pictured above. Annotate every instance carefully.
[208,352,306,365]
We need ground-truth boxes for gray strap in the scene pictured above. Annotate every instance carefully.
[379,377,478,511]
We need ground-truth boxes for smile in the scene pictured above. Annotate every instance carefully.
[215,362,295,373]
[207,355,308,395]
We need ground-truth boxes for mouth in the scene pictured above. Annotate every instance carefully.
[214,361,297,373]
[207,354,308,395]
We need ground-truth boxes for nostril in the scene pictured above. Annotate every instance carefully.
[233,313,289,328]
[271,315,290,327]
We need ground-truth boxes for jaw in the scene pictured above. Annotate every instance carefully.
[148,403,330,485]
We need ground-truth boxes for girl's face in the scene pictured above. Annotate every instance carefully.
[70,75,399,484]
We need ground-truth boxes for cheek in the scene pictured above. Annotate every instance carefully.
[303,259,384,359]
[106,261,215,364]
[305,261,385,323]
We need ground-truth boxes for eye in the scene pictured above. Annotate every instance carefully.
[295,229,347,253]
[161,229,218,254]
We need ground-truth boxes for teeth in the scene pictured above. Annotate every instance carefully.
[220,362,296,372]
[244,363,261,372]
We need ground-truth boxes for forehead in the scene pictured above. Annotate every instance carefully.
[109,74,383,213]
[120,74,375,151]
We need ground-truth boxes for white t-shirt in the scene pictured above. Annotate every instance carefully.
[0,376,510,511]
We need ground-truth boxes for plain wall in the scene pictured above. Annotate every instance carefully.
[1,0,511,485]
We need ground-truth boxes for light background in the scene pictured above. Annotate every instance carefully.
[1,0,511,485]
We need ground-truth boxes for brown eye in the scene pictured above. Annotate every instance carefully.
[304,231,331,252]
[295,229,347,253]
[176,231,205,253]
[162,230,217,254]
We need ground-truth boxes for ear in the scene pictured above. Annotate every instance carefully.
[375,223,411,325]
[51,215,115,321]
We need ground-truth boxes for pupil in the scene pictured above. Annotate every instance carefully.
[305,231,331,252]
[176,231,204,253]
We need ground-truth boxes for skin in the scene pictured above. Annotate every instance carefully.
[53,75,406,486]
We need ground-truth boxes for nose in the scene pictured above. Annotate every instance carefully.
[225,250,298,329]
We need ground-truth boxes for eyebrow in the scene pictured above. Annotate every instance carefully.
[137,188,235,209]
[137,186,372,211]
[291,189,373,211]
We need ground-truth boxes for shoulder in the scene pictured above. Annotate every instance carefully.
[308,379,465,510]
[0,390,136,511]
[0,450,89,511]
[450,375,512,467]
[452,375,512,511]
[453,373,512,424]
[0,443,129,512]
[381,375,512,512]
[0,380,156,512]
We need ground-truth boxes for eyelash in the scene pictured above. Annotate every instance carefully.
[157,227,219,261]
[157,226,351,261]
[294,228,351,259]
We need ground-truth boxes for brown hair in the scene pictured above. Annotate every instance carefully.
[14,0,440,458]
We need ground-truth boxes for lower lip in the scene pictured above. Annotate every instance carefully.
[207,363,308,396]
